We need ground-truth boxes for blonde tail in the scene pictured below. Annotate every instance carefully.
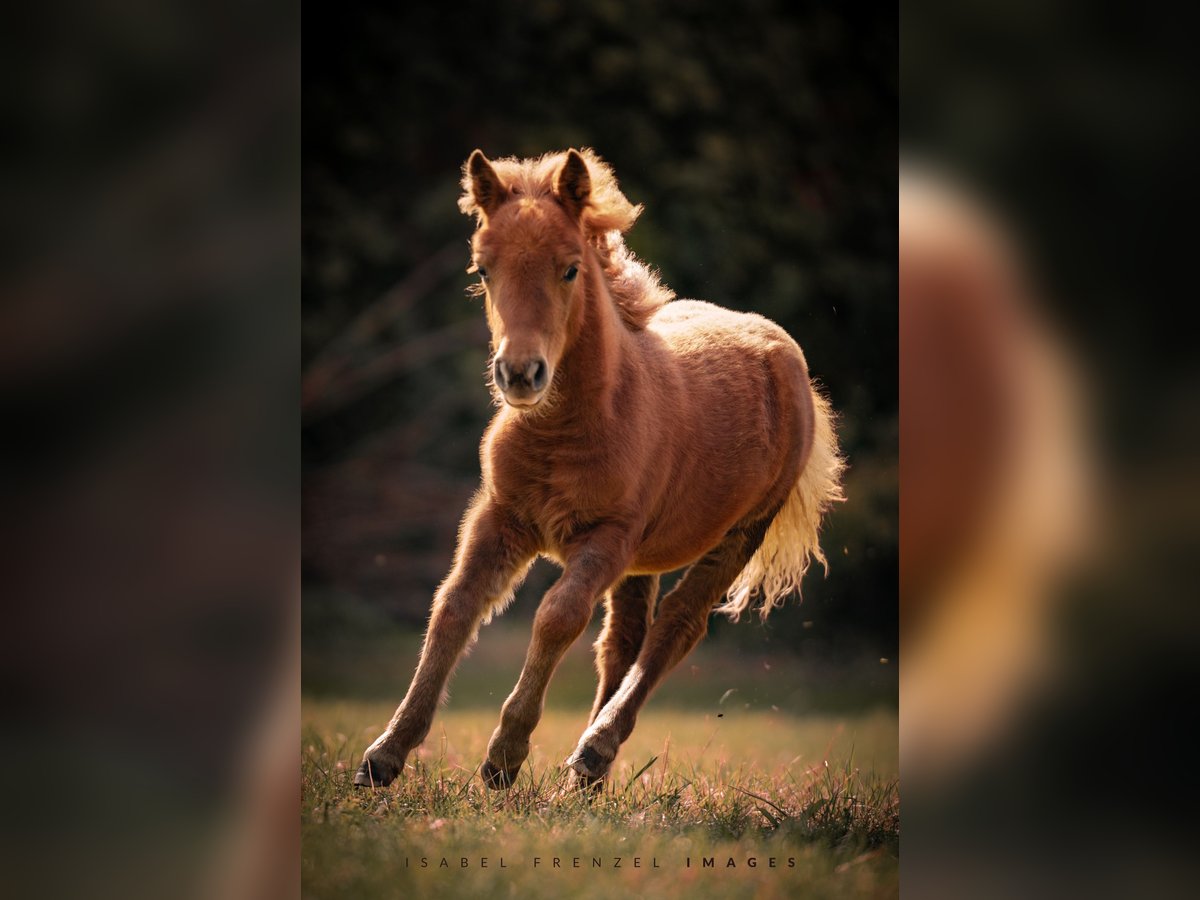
[716,384,846,621]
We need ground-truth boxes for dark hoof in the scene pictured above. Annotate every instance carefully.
[481,758,520,790]
[353,757,400,788]
[566,745,609,782]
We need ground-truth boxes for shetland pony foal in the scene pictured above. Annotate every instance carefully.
[355,149,844,789]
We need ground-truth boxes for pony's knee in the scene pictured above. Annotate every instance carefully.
[534,593,592,645]
[429,594,477,636]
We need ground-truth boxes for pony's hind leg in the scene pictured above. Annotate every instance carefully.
[566,518,771,784]
[482,524,634,789]
[590,575,658,725]
[353,499,535,788]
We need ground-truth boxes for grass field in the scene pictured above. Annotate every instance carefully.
[302,625,898,899]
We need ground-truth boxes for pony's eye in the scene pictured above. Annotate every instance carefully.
[563,265,579,282]
[477,266,489,281]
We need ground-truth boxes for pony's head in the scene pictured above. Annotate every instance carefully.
[459,148,663,411]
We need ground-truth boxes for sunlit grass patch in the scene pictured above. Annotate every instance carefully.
[302,702,898,899]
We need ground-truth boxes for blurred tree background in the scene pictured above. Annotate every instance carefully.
[302,0,896,677]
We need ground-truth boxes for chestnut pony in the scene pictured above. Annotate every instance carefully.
[355,149,844,789]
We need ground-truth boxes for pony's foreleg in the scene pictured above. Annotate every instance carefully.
[567,519,771,784]
[481,525,634,789]
[353,499,535,788]
[589,575,658,725]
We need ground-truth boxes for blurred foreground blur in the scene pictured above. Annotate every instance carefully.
[0,3,298,898]
[903,3,1200,897]
[900,170,1092,783]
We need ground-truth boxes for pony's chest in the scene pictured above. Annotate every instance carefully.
[486,433,626,536]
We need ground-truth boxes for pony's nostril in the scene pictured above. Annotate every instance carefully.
[528,359,548,391]
[496,357,546,396]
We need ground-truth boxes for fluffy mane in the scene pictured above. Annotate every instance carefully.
[459,149,673,330]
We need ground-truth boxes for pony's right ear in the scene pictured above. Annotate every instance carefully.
[459,150,507,222]
[554,149,591,219]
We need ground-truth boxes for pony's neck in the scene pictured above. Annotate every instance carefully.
[547,248,630,426]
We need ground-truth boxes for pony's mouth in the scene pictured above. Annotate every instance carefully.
[502,391,546,410]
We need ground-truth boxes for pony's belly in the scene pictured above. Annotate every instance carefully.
[627,548,701,575]
[628,522,733,574]
[627,464,780,574]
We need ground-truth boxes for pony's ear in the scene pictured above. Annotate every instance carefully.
[461,150,507,221]
[554,149,591,217]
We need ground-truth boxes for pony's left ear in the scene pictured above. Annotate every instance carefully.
[554,149,591,218]
[460,149,508,222]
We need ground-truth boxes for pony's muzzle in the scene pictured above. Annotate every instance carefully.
[494,355,549,405]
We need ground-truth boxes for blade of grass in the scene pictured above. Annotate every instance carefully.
[732,784,789,819]
[624,755,659,792]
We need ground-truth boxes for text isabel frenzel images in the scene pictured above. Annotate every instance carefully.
[399,855,800,870]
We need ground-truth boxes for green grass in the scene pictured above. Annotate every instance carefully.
[302,701,898,899]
